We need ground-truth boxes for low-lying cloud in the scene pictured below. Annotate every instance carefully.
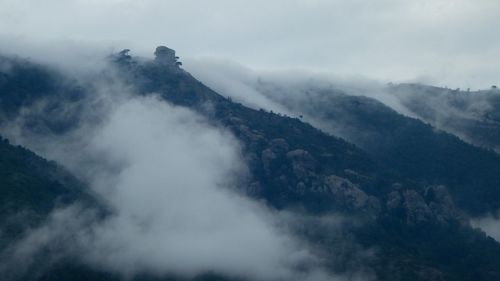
[2,0,500,88]
[74,96,317,280]
[183,58,413,139]
[0,74,344,280]
[472,214,500,243]
[184,58,500,152]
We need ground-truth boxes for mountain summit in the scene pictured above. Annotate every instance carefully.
[154,46,182,67]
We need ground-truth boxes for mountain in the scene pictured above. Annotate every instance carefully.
[1,48,500,281]
[243,81,500,216]
[388,83,500,153]
[0,135,94,280]
[0,135,83,237]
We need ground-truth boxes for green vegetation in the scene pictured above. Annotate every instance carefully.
[0,51,499,280]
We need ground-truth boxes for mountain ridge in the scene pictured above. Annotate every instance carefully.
[1,47,500,281]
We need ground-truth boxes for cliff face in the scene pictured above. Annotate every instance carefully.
[154,46,181,66]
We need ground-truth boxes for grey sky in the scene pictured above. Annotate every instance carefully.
[0,0,499,87]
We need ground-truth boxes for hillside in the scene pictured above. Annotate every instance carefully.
[0,49,500,281]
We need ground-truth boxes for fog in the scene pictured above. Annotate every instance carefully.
[1,0,499,279]
[183,58,415,140]
[1,0,500,88]
[472,215,500,243]
[183,58,500,244]
[183,58,500,153]
[0,70,349,280]
[72,96,311,280]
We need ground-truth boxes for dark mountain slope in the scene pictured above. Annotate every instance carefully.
[0,56,86,134]
[251,83,500,216]
[109,49,500,280]
[388,83,500,153]
[1,49,500,281]
[0,137,78,215]
[0,136,85,250]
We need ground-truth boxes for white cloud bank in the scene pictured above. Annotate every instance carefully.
[0,88,348,280]
[73,96,318,280]
[472,214,500,243]
[0,0,499,88]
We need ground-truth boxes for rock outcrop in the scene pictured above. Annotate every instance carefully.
[324,175,380,215]
[154,46,182,67]
[386,185,463,226]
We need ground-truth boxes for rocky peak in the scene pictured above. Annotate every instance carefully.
[154,46,182,67]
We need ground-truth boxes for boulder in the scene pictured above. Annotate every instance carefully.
[154,46,181,66]
[325,175,380,214]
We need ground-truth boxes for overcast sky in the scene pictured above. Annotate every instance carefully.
[0,0,499,88]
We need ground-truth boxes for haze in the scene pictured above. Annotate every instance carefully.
[0,0,499,89]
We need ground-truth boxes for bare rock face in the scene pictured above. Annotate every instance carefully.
[154,46,182,67]
[386,185,463,226]
[402,190,433,226]
[286,149,316,179]
[261,148,277,175]
[325,175,380,215]
[270,138,289,154]
[424,185,464,224]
